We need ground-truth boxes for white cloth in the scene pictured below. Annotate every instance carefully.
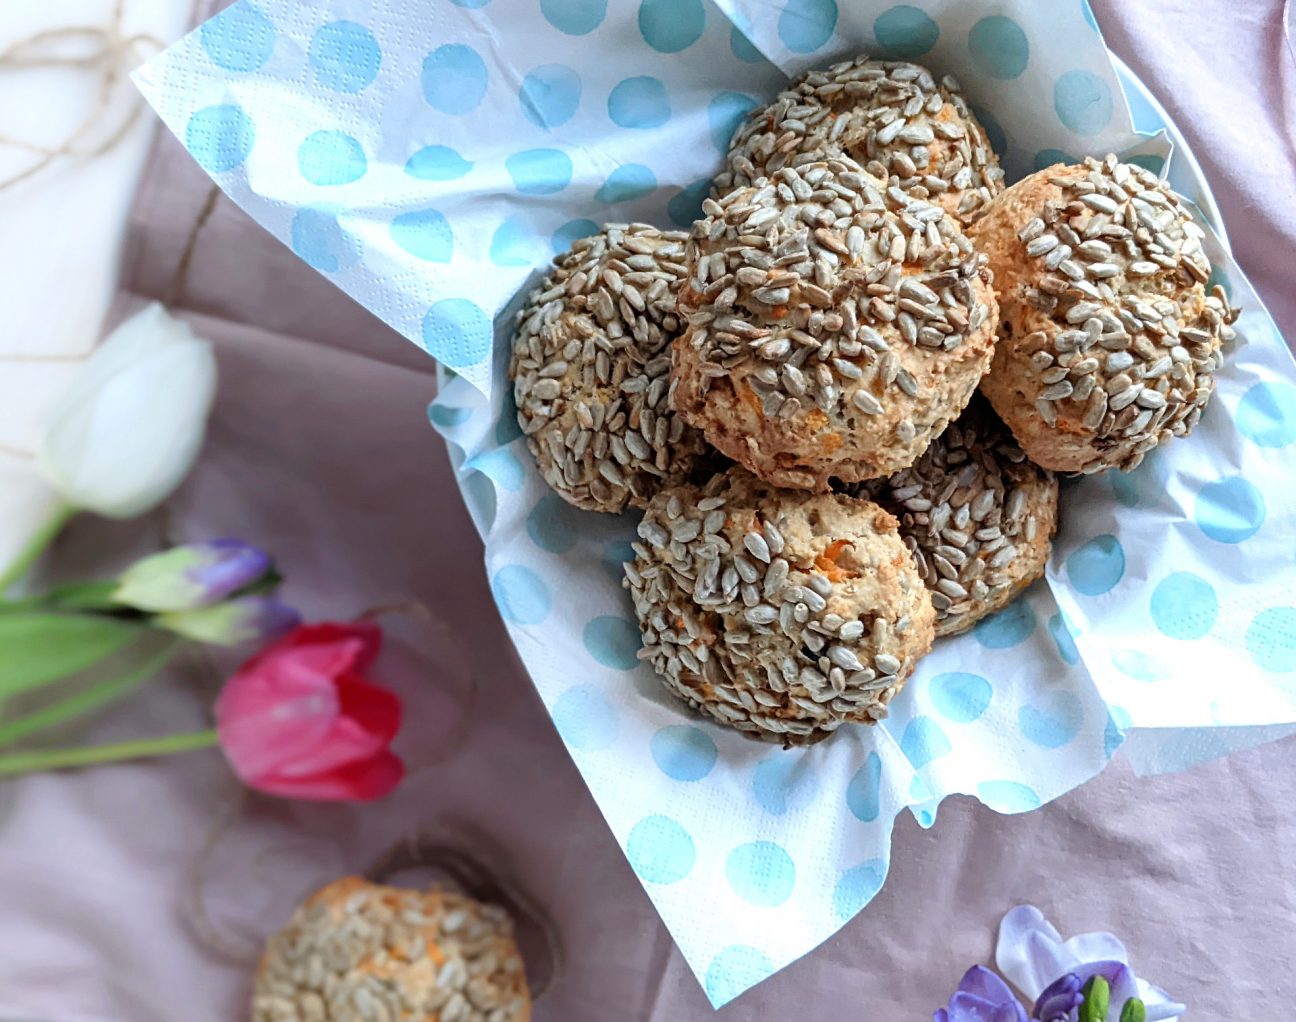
[0,0,192,575]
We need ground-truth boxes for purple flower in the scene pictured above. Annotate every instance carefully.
[1033,973,1083,1021]
[997,907,1184,1021]
[114,539,272,612]
[158,595,300,646]
[935,966,1029,1022]
[1035,963,1136,1021]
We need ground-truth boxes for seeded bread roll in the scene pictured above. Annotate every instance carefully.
[510,224,712,513]
[673,158,998,493]
[715,58,1005,228]
[969,155,1237,474]
[625,467,937,746]
[852,403,1057,637]
[254,877,531,1022]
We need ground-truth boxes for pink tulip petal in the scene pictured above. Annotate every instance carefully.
[274,714,388,779]
[253,751,404,801]
[336,673,402,743]
[214,621,401,803]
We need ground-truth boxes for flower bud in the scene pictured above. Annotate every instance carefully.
[158,595,299,646]
[114,540,271,612]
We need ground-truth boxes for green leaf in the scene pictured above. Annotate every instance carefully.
[44,581,125,611]
[0,613,143,697]
[1120,998,1147,1022]
[0,581,126,614]
[1080,976,1111,1022]
[0,636,182,747]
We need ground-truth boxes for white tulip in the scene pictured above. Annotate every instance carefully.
[35,302,217,519]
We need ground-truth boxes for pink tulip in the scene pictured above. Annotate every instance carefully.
[214,621,404,801]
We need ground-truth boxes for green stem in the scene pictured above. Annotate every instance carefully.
[0,503,76,596]
[0,728,219,778]
[0,638,183,747]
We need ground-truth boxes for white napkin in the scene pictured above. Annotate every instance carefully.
[135,0,1296,1005]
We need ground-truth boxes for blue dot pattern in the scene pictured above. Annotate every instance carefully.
[186,104,255,173]
[1018,692,1084,748]
[708,92,757,151]
[1150,573,1218,640]
[423,298,491,367]
[489,217,545,266]
[639,0,706,53]
[596,163,657,203]
[608,76,671,129]
[1236,383,1296,448]
[149,0,1296,1007]
[541,0,607,34]
[201,3,276,72]
[667,178,712,228]
[506,148,573,194]
[726,841,796,906]
[899,716,951,769]
[552,218,599,254]
[404,145,473,180]
[730,24,766,62]
[779,0,838,54]
[526,491,583,553]
[706,946,774,1008]
[977,781,1042,813]
[298,130,367,185]
[490,564,550,625]
[309,21,381,93]
[1066,535,1125,596]
[627,814,696,884]
[833,860,884,922]
[872,5,937,59]
[846,752,882,821]
[968,16,1029,80]
[973,600,1036,648]
[929,672,992,723]
[552,683,620,749]
[583,616,641,669]
[752,756,819,815]
[1054,69,1114,136]
[421,44,489,114]
[1246,608,1296,673]
[1195,477,1266,543]
[520,64,583,128]
[291,205,361,271]
[652,725,718,781]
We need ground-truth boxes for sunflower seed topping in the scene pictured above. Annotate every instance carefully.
[253,879,530,1022]
[510,225,712,513]
[714,58,1005,228]
[626,471,935,745]
[847,408,1058,637]
[983,155,1238,470]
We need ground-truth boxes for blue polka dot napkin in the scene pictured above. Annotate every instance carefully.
[134,0,1296,1007]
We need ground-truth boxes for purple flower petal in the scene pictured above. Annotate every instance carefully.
[948,992,1027,1022]
[188,539,272,602]
[958,966,1021,1004]
[1033,973,1082,1020]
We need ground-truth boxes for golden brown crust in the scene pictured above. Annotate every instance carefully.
[254,877,530,1022]
[626,467,936,745]
[673,158,998,493]
[969,155,1235,474]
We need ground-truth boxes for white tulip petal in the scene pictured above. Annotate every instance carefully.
[35,303,217,518]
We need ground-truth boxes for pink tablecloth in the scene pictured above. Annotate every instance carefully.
[2,1,1294,1018]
